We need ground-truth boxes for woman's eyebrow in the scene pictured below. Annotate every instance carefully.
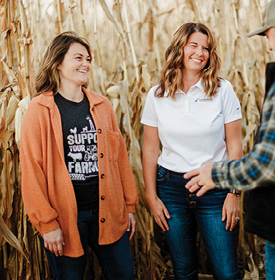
[73,53,91,58]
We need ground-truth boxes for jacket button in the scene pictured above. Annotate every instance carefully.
[101,174,105,179]
[101,195,105,200]
[100,153,104,158]
[98,129,102,133]
[101,218,105,223]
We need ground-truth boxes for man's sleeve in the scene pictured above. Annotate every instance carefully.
[212,83,275,191]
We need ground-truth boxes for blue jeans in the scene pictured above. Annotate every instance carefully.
[40,209,134,280]
[266,240,275,280]
[157,166,241,280]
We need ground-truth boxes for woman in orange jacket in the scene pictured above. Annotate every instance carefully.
[20,31,138,280]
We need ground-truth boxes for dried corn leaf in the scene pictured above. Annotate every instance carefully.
[5,95,18,128]
[98,0,123,36]
[1,61,17,85]
[0,0,271,278]
[0,215,28,260]
[14,95,30,148]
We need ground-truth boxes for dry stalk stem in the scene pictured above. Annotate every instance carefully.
[0,0,268,279]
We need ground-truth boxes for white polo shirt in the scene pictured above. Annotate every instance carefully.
[141,79,242,172]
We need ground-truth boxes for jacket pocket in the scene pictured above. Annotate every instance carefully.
[107,130,119,162]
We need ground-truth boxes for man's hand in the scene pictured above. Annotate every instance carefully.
[184,162,216,196]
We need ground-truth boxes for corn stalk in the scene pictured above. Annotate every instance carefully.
[0,0,269,279]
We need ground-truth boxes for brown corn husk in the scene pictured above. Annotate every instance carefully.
[0,0,269,279]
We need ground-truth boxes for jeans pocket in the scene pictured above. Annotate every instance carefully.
[157,167,168,183]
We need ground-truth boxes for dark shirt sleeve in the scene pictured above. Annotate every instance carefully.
[212,83,275,191]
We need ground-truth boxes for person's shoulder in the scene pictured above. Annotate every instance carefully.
[22,94,51,128]
[27,92,53,111]
[218,79,235,96]
[150,85,160,91]
[151,84,161,93]
[219,78,233,89]
[147,85,162,97]
[85,89,104,99]
[266,81,275,101]
[269,81,275,93]
[85,89,111,105]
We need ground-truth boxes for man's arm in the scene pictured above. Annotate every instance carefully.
[185,83,275,195]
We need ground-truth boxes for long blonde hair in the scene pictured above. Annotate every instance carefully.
[156,22,222,98]
[35,31,91,96]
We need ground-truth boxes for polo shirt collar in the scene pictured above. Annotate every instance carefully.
[163,79,204,97]
[195,79,205,93]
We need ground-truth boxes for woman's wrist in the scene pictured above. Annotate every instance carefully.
[146,192,158,204]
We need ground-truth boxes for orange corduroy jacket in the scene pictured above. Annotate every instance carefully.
[20,88,138,257]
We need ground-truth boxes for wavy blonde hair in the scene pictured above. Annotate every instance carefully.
[34,31,91,96]
[156,22,222,98]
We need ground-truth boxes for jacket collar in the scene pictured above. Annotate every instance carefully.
[82,87,104,109]
[36,87,104,109]
[35,87,104,161]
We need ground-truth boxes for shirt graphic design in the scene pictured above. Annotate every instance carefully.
[66,115,98,181]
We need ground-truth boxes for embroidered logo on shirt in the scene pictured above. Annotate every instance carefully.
[194,97,213,102]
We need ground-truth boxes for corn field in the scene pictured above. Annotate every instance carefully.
[0,0,274,279]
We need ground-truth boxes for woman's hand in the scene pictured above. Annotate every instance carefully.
[148,196,171,231]
[142,125,170,230]
[222,193,240,231]
[221,119,242,232]
[43,227,65,256]
[127,213,136,240]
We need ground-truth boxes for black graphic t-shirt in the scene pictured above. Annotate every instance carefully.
[54,92,99,211]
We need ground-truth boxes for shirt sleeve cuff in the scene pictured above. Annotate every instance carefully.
[224,112,242,124]
[140,118,158,127]
[39,219,60,234]
[212,161,229,189]
[126,204,136,213]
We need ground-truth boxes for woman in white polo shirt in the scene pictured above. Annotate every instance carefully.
[141,22,242,280]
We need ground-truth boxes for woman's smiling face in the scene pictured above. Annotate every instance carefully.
[57,42,91,88]
[183,32,210,75]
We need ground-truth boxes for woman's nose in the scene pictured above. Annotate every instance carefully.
[196,47,203,56]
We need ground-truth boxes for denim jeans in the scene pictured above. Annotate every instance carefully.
[40,209,134,280]
[157,166,241,280]
[265,240,275,280]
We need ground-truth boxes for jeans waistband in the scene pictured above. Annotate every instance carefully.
[158,165,186,177]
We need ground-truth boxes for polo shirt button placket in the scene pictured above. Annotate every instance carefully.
[185,94,190,113]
